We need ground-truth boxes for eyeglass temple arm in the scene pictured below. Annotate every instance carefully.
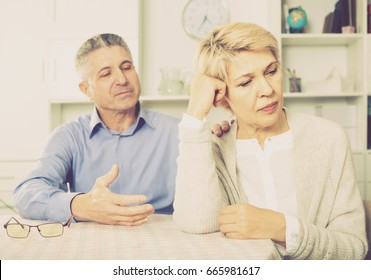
[4,216,72,229]
[63,216,73,228]
[3,217,26,229]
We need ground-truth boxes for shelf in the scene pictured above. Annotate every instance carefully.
[49,95,190,104]
[49,97,92,104]
[140,95,189,102]
[352,149,367,153]
[50,93,359,104]
[281,34,363,46]
[284,92,363,98]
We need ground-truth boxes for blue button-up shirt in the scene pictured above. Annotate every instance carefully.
[14,105,179,222]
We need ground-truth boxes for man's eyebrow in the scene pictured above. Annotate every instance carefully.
[98,66,111,73]
[97,60,133,74]
[120,60,132,66]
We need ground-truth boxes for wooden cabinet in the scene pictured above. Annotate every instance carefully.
[47,0,139,40]
[0,0,142,159]
[0,0,141,210]
[0,0,49,161]
[46,0,140,101]
[47,0,141,130]
[0,161,37,213]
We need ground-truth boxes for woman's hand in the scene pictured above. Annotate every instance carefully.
[218,203,286,244]
[186,74,228,120]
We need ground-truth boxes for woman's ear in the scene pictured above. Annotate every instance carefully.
[213,86,229,109]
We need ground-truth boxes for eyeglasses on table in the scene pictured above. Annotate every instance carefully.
[3,216,73,238]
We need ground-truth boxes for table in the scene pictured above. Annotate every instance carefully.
[0,214,281,260]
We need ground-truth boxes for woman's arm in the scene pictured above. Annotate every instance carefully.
[173,74,233,233]
[173,121,229,233]
[292,125,368,259]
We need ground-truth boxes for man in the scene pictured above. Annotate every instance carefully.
[13,34,179,225]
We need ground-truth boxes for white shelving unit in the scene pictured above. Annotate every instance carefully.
[50,95,190,131]
[277,0,370,198]
[49,95,190,104]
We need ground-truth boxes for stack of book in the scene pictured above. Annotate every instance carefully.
[368,97,371,149]
[323,0,356,33]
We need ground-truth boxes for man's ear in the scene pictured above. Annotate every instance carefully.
[79,81,93,100]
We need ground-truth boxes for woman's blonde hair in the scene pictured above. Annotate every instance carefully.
[195,22,279,80]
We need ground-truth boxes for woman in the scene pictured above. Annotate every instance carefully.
[173,22,368,259]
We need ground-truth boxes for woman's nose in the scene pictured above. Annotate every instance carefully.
[257,77,273,97]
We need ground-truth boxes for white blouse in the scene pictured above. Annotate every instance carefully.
[236,131,296,215]
[236,130,299,255]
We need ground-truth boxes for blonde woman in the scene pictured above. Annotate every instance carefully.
[173,22,367,259]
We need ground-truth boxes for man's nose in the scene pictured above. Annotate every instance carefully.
[114,70,128,85]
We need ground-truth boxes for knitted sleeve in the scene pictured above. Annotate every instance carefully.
[290,122,368,259]
[173,123,229,234]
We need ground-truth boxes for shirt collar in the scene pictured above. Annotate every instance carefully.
[89,102,155,138]
[89,107,103,135]
[137,103,155,129]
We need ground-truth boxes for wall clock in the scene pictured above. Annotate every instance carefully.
[182,0,230,39]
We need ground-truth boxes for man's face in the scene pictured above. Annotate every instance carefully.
[80,46,141,113]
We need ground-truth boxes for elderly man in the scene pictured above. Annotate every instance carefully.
[13,34,179,225]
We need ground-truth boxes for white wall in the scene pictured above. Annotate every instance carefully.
[0,0,273,173]
[140,0,271,96]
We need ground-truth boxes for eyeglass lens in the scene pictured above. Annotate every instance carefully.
[38,223,64,237]
[6,224,30,238]
[6,223,64,238]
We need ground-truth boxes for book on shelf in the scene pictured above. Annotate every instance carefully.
[323,12,334,33]
[325,0,356,33]
[368,97,371,149]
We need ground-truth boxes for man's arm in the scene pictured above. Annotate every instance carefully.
[71,164,154,225]
[14,126,154,225]
[13,126,77,222]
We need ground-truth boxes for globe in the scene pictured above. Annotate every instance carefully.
[287,6,308,33]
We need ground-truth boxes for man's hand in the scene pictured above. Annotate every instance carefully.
[218,203,286,244]
[211,120,233,137]
[71,164,154,226]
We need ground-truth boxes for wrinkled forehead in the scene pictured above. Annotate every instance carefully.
[226,50,278,79]
[85,46,132,71]
[88,46,131,62]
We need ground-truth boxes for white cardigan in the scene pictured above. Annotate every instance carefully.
[173,110,368,259]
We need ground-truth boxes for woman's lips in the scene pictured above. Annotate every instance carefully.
[259,102,277,113]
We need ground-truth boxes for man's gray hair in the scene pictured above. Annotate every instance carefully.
[75,33,132,79]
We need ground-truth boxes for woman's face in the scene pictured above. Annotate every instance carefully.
[225,50,284,131]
